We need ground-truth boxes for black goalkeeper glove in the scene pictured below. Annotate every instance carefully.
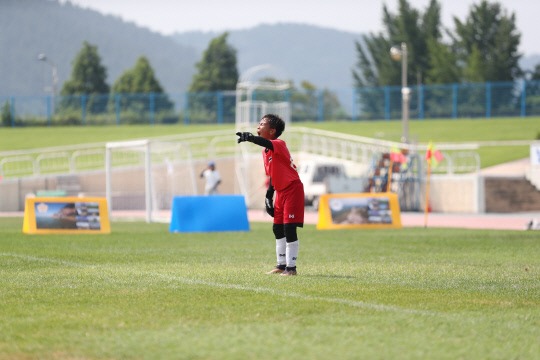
[265,190,274,217]
[236,132,254,143]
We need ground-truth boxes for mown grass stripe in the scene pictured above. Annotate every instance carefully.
[1,252,436,316]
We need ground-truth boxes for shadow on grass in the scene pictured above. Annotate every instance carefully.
[303,274,358,280]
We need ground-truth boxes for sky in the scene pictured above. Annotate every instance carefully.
[63,0,540,55]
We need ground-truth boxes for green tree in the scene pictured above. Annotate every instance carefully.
[290,81,345,121]
[531,64,540,81]
[189,32,238,92]
[59,41,109,113]
[112,56,164,94]
[453,0,522,82]
[462,45,485,82]
[1,101,12,127]
[187,33,238,122]
[353,0,448,119]
[525,64,540,109]
[353,0,445,89]
[111,56,173,114]
[424,38,460,84]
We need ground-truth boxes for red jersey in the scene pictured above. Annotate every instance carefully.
[262,139,300,191]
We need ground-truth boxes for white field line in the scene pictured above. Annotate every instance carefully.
[1,252,436,316]
[152,272,437,316]
[0,252,94,268]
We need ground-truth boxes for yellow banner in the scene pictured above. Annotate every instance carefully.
[317,193,402,230]
[23,197,111,234]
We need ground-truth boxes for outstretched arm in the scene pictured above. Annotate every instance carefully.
[236,132,274,151]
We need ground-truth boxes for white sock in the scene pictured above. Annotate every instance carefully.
[276,237,286,266]
[286,240,299,268]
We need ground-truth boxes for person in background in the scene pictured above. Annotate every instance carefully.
[200,161,221,195]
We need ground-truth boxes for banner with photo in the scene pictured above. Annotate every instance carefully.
[317,193,402,230]
[23,197,110,234]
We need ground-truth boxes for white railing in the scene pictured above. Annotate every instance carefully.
[1,126,536,179]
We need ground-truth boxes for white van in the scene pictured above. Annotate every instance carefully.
[298,161,347,209]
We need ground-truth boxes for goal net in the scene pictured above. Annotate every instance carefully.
[235,64,291,207]
[105,139,197,223]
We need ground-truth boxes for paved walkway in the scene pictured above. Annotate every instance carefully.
[480,157,531,176]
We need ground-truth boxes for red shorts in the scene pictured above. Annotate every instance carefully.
[274,179,304,226]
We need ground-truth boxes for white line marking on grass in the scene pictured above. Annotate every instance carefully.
[1,253,435,316]
[153,273,437,316]
[0,252,93,268]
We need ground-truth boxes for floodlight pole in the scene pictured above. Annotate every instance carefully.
[37,53,58,112]
[390,42,410,144]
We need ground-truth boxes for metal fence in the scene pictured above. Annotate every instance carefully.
[2,80,540,126]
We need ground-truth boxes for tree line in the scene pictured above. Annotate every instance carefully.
[20,0,540,125]
[353,0,540,88]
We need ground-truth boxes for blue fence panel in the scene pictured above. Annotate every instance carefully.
[221,91,237,124]
[288,88,319,122]
[456,83,487,118]
[83,94,114,125]
[3,80,540,128]
[11,95,51,126]
[327,88,353,121]
[423,84,454,119]
[490,81,521,117]
[184,91,223,124]
[525,80,540,116]
[116,93,152,125]
[387,86,404,120]
[407,85,420,120]
[356,87,386,120]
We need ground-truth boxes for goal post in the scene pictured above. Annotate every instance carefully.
[106,140,152,222]
[235,64,291,207]
[105,139,197,223]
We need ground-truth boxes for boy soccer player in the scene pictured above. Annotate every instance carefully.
[236,114,304,276]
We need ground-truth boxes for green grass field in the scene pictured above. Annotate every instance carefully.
[1,217,539,359]
[1,117,538,168]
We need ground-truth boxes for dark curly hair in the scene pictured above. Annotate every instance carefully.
[262,114,285,138]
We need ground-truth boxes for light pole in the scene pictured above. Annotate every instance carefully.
[390,42,410,143]
[37,53,58,100]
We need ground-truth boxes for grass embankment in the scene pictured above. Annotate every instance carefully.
[0,117,538,167]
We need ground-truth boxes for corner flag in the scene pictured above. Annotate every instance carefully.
[425,141,444,166]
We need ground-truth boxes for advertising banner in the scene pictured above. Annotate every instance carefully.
[531,144,540,166]
[317,193,402,230]
[23,197,110,234]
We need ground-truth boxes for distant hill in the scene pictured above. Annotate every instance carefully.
[173,24,365,90]
[174,24,540,89]
[520,54,540,73]
[0,0,198,96]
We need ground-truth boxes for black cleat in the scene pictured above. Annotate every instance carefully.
[280,267,297,276]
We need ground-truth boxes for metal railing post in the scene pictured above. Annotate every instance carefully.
[149,92,155,125]
[81,94,87,125]
[217,91,223,124]
[115,94,120,125]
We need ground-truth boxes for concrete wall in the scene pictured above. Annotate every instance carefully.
[3,161,540,214]
[0,177,61,212]
[0,157,266,212]
[527,165,540,191]
[421,175,484,213]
